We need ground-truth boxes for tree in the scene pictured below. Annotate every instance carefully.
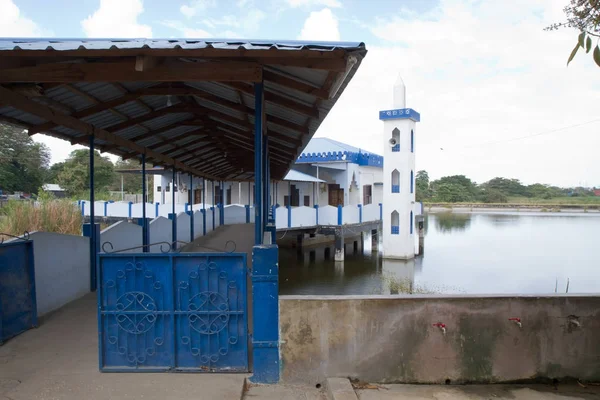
[57,149,115,197]
[431,175,479,202]
[480,188,508,203]
[433,183,473,203]
[415,170,432,201]
[0,123,50,194]
[546,0,600,67]
[482,177,527,197]
[46,161,65,183]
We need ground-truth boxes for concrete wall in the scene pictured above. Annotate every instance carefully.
[280,295,600,384]
[100,220,142,253]
[28,231,90,316]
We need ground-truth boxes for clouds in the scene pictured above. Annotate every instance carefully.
[298,8,340,41]
[180,0,217,19]
[81,0,152,38]
[0,0,47,36]
[313,0,600,186]
[287,0,342,8]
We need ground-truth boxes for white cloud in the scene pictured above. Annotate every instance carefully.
[161,20,212,38]
[315,0,600,187]
[298,8,340,41]
[82,0,152,38]
[287,0,341,8]
[180,0,216,18]
[0,0,47,36]
[201,9,266,35]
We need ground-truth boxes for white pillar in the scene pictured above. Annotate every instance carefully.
[380,75,420,259]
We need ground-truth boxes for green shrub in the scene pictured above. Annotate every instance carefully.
[0,199,82,238]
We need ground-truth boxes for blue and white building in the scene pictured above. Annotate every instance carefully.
[153,137,384,208]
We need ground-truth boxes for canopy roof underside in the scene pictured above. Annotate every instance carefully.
[0,38,367,181]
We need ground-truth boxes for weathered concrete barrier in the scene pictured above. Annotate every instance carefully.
[279,295,600,384]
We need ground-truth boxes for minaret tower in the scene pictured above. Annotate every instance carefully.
[380,75,420,259]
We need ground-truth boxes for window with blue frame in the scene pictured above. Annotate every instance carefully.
[391,169,400,193]
[410,211,413,234]
[391,211,399,235]
[411,129,414,153]
[410,170,414,193]
[392,128,400,152]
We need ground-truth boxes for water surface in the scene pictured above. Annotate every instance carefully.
[279,212,600,295]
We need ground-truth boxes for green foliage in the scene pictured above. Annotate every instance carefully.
[546,0,600,67]
[113,158,154,201]
[415,170,432,201]
[431,175,479,202]
[0,123,50,194]
[57,149,115,196]
[482,177,527,197]
[480,188,508,203]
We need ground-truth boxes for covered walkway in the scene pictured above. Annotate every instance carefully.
[0,38,367,382]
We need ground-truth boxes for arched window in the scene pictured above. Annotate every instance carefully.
[411,129,414,153]
[410,211,414,234]
[391,169,400,193]
[391,211,399,235]
[410,170,414,194]
[391,128,400,152]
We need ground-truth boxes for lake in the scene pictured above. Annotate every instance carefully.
[279,211,600,295]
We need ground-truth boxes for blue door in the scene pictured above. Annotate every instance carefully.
[0,239,37,344]
[98,253,248,372]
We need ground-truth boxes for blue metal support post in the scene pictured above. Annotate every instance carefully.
[141,154,148,252]
[189,174,194,241]
[212,180,216,230]
[251,245,279,383]
[172,168,177,250]
[254,83,264,245]
[202,178,206,236]
[220,181,225,226]
[263,136,269,229]
[88,136,96,291]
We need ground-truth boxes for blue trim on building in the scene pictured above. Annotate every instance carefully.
[411,129,414,153]
[296,150,383,167]
[410,211,414,234]
[410,170,414,194]
[378,108,421,122]
[392,185,400,193]
[391,144,400,152]
[391,226,399,235]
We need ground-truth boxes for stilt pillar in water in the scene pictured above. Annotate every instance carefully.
[417,215,425,254]
[334,228,344,262]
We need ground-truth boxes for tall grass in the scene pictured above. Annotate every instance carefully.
[0,200,82,238]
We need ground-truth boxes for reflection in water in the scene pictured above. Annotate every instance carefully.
[278,212,600,295]
[434,212,471,233]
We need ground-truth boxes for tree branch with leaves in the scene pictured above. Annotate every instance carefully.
[546,0,600,67]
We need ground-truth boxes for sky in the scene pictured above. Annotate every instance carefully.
[1,0,599,187]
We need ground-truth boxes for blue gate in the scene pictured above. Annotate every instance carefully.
[0,237,37,345]
[98,253,248,372]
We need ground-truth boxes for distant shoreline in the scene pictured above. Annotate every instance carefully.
[424,203,600,213]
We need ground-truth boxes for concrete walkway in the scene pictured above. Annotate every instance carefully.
[356,384,600,400]
[181,223,256,265]
[0,294,247,400]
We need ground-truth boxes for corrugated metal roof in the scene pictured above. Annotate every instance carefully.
[283,169,324,183]
[0,38,365,52]
[300,138,366,155]
[0,38,367,180]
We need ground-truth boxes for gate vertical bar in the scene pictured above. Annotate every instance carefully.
[189,174,194,241]
[89,135,96,291]
[254,82,264,245]
[172,168,177,250]
[142,153,148,252]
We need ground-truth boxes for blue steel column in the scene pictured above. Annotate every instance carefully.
[254,83,263,245]
[171,168,177,250]
[211,180,216,229]
[220,181,225,225]
[141,154,148,252]
[202,178,206,235]
[263,136,269,228]
[189,174,194,241]
[88,136,97,291]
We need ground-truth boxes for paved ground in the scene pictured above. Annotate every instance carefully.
[181,223,256,265]
[0,294,247,400]
[356,384,600,400]
[244,383,326,399]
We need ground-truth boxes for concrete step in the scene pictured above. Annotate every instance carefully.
[327,378,359,400]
